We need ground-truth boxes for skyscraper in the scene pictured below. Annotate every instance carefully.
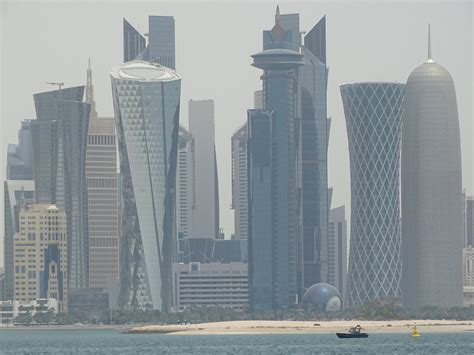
[327,206,347,299]
[32,86,90,291]
[247,109,273,310]
[465,196,474,247]
[188,99,219,239]
[231,124,248,240]
[123,16,176,69]
[3,180,35,301]
[6,120,33,181]
[401,28,464,308]
[14,204,68,312]
[85,61,120,290]
[250,10,303,308]
[111,60,181,311]
[341,82,404,307]
[299,16,329,291]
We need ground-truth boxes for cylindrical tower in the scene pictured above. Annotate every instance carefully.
[401,31,463,308]
[341,82,405,307]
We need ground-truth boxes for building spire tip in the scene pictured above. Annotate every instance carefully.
[428,24,433,62]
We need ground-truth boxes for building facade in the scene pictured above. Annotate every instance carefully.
[14,204,67,312]
[171,262,248,311]
[465,195,474,247]
[111,60,181,311]
[327,206,347,299]
[85,62,120,291]
[188,99,219,239]
[401,30,464,308]
[0,299,58,324]
[341,82,404,307]
[6,120,34,181]
[463,246,474,305]
[231,124,248,240]
[31,86,90,291]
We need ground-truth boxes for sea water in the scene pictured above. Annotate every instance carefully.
[0,329,473,354]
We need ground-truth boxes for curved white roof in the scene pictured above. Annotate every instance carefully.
[111,60,180,82]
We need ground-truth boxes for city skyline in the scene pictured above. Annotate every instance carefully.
[1,1,473,267]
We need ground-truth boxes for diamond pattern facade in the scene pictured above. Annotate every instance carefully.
[340,82,405,307]
[111,61,181,311]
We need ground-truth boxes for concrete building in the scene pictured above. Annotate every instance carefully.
[111,60,181,311]
[188,99,219,239]
[3,180,35,302]
[463,246,474,305]
[14,204,67,312]
[401,27,464,308]
[0,268,4,300]
[231,124,248,240]
[6,120,34,181]
[32,86,90,291]
[0,299,58,324]
[341,82,405,307]
[171,262,248,311]
[176,126,195,255]
[85,62,120,291]
[327,206,347,300]
[465,195,474,247]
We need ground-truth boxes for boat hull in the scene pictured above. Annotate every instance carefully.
[336,333,369,338]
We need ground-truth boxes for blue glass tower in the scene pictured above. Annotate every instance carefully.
[251,11,303,308]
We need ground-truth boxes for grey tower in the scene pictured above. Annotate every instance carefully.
[32,86,90,291]
[111,61,181,311]
[341,82,405,307]
[401,27,463,308]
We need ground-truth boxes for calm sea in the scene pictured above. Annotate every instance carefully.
[0,329,473,354]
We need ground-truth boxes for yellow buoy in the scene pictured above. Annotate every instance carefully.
[412,325,420,337]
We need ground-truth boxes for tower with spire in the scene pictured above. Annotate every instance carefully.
[85,59,98,120]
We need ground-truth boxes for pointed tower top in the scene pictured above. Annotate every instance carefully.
[427,24,433,63]
[275,5,280,24]
[88,58,91,70]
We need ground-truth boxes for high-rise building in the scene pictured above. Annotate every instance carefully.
[327,206,347,299]
[401,28,464,308]
[250,10,303,308]
[14,204,68,312]
[341,82,404,307]
[176,126,195,258]
[3,180,35,301]
[31,86,90,291]
[188,99,219,239]
[123,16,176,69]
[247,109,272,310]
[85,62,120,291]
[298,16,329,292]
[6,120,33,181]
[231,124,248,240]
[111,60,181,311]
[253,90,263,109]
[463,246,474,305]
[465,196,474,247]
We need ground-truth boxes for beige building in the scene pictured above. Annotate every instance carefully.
[463,246,474,306]
[14,204,67,312]
[231,124,248,240]
[85,62,120,290]
[172,262,248,311]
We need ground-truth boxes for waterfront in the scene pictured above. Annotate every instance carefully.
[0,329,473,354]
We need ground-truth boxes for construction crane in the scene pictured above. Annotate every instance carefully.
[46,82,64,90]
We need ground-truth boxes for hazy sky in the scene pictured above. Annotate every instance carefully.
[1,0,473,266]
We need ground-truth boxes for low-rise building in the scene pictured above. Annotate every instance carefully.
[172,262,248,311]
[0,298,58,324]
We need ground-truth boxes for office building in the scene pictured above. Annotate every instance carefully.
[111,60,181,311]
[176,126,195,248]
[401,28,464,308]
[299,16,330,291]
[231,124,248,240]
[123,16,176,69]
[188,99,219,239]
[3,180,35,301]
[171,262,248,311]
[85,62,120,290]
[6,120,33,181]
[327,206,347,299]
[341,82,404,307]
[465,195,474,247]
[32,86,90,291]
[14,204,68,312]
[0,269,4,300]
[254,90,263,109]
[0,299,58,324]
[464,246,474,305]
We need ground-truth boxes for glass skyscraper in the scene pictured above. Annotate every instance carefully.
[341,82,404,307]
[111,61,181,311]
[401,29,463,308]
[32,86,91,291]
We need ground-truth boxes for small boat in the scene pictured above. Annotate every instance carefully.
[336,325,369,338]
[411,325,420,337]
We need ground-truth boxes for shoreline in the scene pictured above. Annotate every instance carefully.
[126,320,474,335]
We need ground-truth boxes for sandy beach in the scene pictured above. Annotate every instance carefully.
[126,319,474,335]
